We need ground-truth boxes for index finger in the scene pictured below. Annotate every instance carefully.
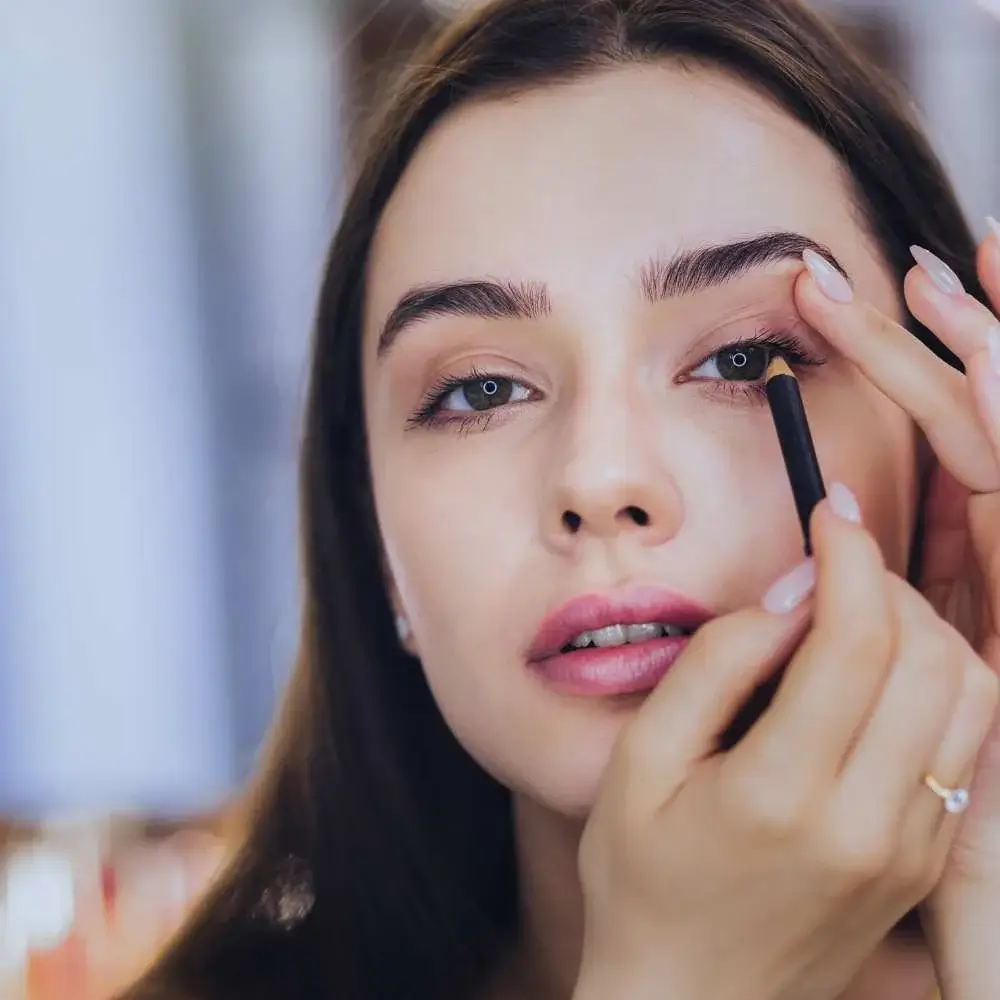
[794,254,999,493]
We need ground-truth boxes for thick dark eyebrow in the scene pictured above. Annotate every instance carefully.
[377,279,551,357]
[638,231,848,301]
[376,231,849,357]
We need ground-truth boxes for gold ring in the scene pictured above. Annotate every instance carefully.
[923,773,971,814]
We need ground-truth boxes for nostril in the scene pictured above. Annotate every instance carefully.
[623,505,650,526]
[562,510,582,533]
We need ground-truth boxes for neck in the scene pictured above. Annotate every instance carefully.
[510,795,586,1000]
[496,793,939,1000]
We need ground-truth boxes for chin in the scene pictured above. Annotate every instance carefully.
[511,705,640,820]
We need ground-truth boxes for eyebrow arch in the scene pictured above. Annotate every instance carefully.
[376,231,849,357]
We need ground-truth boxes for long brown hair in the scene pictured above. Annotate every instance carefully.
[122,2,980,998]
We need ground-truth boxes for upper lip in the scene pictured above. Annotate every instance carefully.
[526,585,716,662]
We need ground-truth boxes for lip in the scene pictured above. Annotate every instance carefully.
[526,585,716,663]
[529,636,693,696]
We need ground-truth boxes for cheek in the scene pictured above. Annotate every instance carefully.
[375,442,535,649]
[373,437,616,813]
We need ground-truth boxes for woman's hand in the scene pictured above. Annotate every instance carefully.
[794,225,1000,999]
[575,499,996,1000]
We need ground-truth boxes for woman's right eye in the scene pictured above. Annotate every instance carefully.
[406,372,538,431]
[439,376,533,412]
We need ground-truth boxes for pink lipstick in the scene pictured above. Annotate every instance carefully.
[526,586,715,696]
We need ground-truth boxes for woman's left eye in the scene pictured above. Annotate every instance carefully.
[688,344,772,382]
[439,376,533,412]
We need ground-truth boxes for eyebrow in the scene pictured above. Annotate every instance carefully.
[376,231,849,357]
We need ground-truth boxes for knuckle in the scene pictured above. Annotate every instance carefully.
[830,612,891,670]
[968,658,1000,709]
[892,581,962,674]
[892,843,935,893]
[912,634,961,690]
[721,764,811,839]
[820,820,896,885]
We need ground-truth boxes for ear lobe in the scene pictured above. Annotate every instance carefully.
[395,614,411,644]
[384,557,418,655]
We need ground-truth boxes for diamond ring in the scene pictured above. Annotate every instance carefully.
[924,773,971,814]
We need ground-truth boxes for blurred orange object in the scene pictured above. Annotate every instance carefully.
[1,815,230,1000]
[25,932,89,1000]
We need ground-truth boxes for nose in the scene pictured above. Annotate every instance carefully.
[541,403,683,552]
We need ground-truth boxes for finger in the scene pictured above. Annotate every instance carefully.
[903,250,999,361]
[616,604,811,812]
[978,219,1000,314]
[965,346,1000,474]
[916,464,970,606]
[919,655,998,837]
[795,256,999,493]
[836,577,967,829]
[904,249,1000,471]
[926,760,977,881]
[737,489,893,788]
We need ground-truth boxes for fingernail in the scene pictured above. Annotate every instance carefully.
[988,324,1000,378]
[802,248,854,303]
[910,245,964,296]
[828,481,863,524]
[763,559,816,614]
[987,216,1000,246]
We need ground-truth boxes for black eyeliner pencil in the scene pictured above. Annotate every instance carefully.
[764,356,827,556]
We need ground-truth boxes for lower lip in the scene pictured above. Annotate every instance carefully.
[529,636,691,696]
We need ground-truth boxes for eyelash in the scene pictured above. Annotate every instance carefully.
[406,330,826,432]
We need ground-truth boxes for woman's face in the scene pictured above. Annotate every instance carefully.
[363,64,918,817]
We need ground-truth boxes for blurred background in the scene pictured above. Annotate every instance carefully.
[0,0,998,995]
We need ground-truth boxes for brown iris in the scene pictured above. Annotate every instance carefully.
[715,346,770,381]
[461,377,514,410]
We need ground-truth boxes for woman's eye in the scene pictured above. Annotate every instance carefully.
[440,376,532,412]
[689,345,771,382]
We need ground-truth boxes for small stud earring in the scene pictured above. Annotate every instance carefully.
[395,614,411,643]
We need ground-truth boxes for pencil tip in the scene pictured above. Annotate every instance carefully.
[765,355,794,382]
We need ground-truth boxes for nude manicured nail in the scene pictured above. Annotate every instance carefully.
[802,248,854,303]
[763,559,816,614]
[828,481,862,524]
[987,216,1000,245]
[910,245,964,296]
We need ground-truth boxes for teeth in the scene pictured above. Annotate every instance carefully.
[592,625,628,648]
[565,622,692,651]
[625,623,661,643]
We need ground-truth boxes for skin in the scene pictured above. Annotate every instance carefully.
[361,64,1000,999]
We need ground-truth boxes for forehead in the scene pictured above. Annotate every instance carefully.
[366,63,867,329]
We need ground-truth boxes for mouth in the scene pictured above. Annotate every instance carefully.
[526,586,715,696]
[559,621,696,653]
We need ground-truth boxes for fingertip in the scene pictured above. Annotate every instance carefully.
[807,485,879,574]
[793,263,836,315]
[808,487,887,623]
